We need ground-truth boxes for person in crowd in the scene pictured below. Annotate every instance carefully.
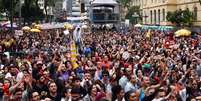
[72,76,87,98]
[0,26,201,101]
[46,81,62,101]
[30,91,40,101]
[124,75,138,93]
[111,85,125,101]
[125,90,140,101]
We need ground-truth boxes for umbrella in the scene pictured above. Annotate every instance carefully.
[22,26,31,31]
[34,24,41,29]
[134,24,142,27]
[32,23,36,26]
[64,23,73,29]
[175,29,191,37]
[30,28,41,33]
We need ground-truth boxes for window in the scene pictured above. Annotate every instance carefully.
[194,7,198,20]
[144,0,147,5]
[158,9,160,24]
[154,10,156,24]
[150,10,153,24]
[144,11,147,23]
[162,9,165,21]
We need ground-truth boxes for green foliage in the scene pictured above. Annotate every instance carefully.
[44,0,55,7]
[0,0,44,24]
[119,0,131,9]
[44,0,55,22]
[21,3,44,24]
[0,0,3,12]
[0,0,19,17]
[125,6,141,24]
[166,9,194,27]
[44,0,55,14]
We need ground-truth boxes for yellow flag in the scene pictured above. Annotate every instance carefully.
[146,29,151,38]
[70,41,79,69]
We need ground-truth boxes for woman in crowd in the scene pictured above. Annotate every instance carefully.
[0,26,201,101]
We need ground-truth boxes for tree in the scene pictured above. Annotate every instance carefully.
[0,0,20,32]
[166,9,194,27]
[21,0,44,25]
[125,6,142,24]
[0,0,19,14]
[44,0,55,22]
[0,0,3,13]
[182,9,194,26]
[119,0,131,9]
[0,0,44,25]
[118,0,132,20]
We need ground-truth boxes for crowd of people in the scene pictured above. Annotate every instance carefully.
[0,26,201,101]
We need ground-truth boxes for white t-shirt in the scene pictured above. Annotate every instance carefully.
[152,98,165,101]
[122,51,130,60]
[16,72,24,82]
[5,72,12,79]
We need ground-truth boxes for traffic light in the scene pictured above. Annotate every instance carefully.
[81,3,85,13]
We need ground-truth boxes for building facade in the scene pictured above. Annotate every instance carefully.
[138,0,201,26]
[66,0,91,17]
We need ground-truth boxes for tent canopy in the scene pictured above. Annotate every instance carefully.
[92,0,118,7]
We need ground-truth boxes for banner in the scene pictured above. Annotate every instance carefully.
[70,41,79,69]
[15,30,23,36]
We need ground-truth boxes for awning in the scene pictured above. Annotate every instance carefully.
[72,12,81,16]
[40,23,66,29]
[92,0,118,7]
[4,23,18,28]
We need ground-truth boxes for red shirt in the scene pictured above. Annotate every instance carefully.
[164,40,170,48]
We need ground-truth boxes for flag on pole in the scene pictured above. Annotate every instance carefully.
[70,41,79,69]
[146,29,151,39]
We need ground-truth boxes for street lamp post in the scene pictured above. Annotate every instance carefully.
[132,12,139,24]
